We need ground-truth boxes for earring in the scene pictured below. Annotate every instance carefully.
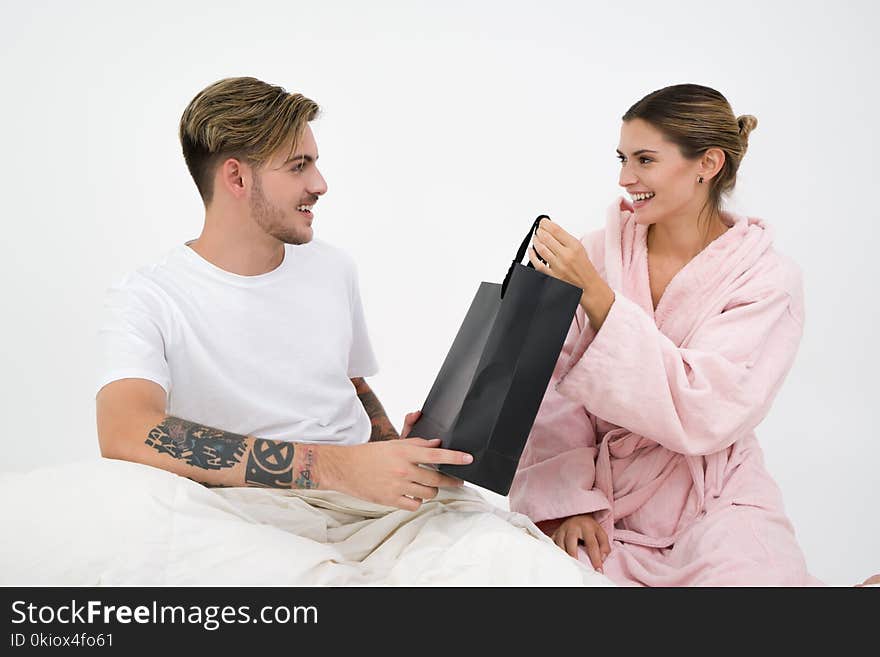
[698,176,704,184]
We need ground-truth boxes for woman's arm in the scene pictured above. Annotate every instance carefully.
[556,288,803,456]
[529,218,804,457]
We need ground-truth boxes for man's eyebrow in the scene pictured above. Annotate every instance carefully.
[283,154,318,165]
[616,149,659,156]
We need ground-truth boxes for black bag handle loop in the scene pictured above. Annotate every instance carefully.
[500,214,549,298]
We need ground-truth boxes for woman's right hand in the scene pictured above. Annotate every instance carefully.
[551,513,611,572]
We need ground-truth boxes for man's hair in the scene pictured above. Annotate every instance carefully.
[179,76,320,205]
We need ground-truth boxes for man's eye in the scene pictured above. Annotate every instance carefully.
[291,163,305,172]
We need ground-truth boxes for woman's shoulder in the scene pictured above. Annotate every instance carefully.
[738,213,804,298]
[751,246,805,321]
[758,247,802,292]
[726,213,805,322]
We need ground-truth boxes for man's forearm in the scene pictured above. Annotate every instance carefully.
[125,416,320,490]
[351,378,399,442]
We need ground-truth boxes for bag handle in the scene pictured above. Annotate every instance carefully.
[500,215,549,298]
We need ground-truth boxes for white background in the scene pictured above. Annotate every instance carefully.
[1,0,877,586]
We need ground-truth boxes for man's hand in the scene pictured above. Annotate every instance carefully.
[551,513,611,572]
[400,410,422,439]
[316,438,470,511]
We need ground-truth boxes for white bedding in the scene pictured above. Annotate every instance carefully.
[0,458,613,586]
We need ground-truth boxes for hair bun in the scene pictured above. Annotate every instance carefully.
[737,114,758,141]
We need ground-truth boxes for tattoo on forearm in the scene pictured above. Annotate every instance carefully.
[292,446,317,489]
[352,378,399,442]
[145,417,296,489]
[245,439,295,488]
[146,417,246,469]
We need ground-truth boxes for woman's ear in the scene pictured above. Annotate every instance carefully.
[700,147,726,182]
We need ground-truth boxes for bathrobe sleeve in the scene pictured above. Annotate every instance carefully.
[555,271,804,457]
[508,227,614,522]
[508,317,611,522]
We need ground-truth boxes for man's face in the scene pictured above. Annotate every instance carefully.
[249,124,327,245]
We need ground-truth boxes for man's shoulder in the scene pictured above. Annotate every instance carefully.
[292,239,359,275]
[105,246,189,308]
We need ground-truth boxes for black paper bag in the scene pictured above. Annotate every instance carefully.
[410,216,582,495]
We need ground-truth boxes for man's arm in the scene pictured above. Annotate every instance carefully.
[97,377,471,509]
[96,378,318,489]
[351,377,399,442]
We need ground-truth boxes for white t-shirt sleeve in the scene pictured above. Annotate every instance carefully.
[346,263,379,378]
[96,273,172,396]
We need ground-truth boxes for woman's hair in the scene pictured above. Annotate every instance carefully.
[179,76,320,205]
[622,83,757,221]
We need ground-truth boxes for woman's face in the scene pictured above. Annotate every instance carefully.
[617,118,708,226]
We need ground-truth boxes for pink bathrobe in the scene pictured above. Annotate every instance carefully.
[509,198,821,586]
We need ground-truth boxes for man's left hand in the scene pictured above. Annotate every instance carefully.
[401,411,422,439]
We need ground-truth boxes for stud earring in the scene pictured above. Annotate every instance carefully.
[698,176,704,184]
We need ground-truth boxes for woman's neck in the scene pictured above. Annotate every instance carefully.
[647,209,728,262]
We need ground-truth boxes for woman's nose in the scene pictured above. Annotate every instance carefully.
[618,165,637,188]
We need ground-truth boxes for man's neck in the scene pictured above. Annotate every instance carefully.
[188,214,285,276]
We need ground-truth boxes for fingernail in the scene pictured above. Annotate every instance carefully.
[463,454,473,464]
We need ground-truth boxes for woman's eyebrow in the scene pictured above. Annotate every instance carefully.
[616,148,659,156]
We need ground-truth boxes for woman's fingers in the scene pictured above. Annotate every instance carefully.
[536,226,567,254]
[564,529,580,559]
[597,525,611,560]
[531,238,553,265]
[540,219,575,246]
[584,533,604,572]
[553,529,565,551]
[528,243,552,274]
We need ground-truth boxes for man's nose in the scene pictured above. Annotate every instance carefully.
[310,168,328,196]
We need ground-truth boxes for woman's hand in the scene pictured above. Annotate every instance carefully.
[529,218,615,330]
[529,219,598,291]
[551,513,611,572]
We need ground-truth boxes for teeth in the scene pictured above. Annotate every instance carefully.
[632,192,655,202]
[297,205,313,212]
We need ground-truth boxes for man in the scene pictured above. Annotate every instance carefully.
[96,76,472,511]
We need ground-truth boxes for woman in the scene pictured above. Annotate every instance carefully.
[508,83,822,586]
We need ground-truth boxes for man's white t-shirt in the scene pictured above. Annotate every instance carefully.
[97,239,379,445]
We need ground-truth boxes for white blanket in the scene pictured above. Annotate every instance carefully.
[0,459,613,586]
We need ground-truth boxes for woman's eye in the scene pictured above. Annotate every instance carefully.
[617,156,626,165]
[291,163,305,172]
[639,157,652,164]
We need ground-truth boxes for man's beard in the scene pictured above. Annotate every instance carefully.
[249,173,312,245]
